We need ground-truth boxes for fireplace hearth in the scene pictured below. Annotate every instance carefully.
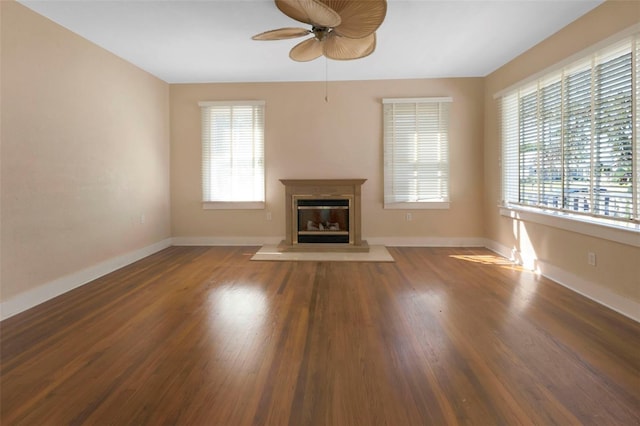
[279,179,368,252]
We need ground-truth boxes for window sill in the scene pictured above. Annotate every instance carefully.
[385,202,450,210]
[202,201,265,210]
[499,204,640,248]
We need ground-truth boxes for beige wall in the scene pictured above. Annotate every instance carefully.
[171,78,485,242]
[484,0,640,303]
[1,2,171,302]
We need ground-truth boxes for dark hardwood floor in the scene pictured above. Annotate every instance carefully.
[1,246,639,425]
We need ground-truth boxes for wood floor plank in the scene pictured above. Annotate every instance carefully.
[1,246,638,425]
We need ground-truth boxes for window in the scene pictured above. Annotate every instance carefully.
[500,33,640,225]
[200,101,265,209]
[383,97,451,209]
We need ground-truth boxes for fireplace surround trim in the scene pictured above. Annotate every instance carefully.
[279,179,368,252]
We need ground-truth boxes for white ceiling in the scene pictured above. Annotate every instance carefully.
[19,0,604,84]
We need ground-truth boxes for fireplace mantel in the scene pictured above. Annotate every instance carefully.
[279,179,368,252]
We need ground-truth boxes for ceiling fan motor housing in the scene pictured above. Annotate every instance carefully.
[312,26,331,41]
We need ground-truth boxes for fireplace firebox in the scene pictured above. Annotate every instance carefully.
[296,198,350,244]
[279,179,368,252]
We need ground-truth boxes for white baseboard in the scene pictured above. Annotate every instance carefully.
[0,238,172,321]
[172,236,487,248]
[537,260,640,323]
[484,239,518,262]
[485,238,639,323]
[171,236,282,246]
[173,236,486,248]
[367,237,486,247]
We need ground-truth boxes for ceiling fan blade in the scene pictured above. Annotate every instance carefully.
[325,0,387,39]
[252,28,311,40]
[323,32,376,60]
[289,37,324,62]
[276,0,341,28]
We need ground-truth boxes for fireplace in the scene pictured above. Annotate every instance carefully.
[279,179,368,252]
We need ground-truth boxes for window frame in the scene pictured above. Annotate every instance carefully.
[199,100,266,210]
[497,28,640,245]
[382,97,452,210]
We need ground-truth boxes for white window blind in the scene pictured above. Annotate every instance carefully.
[383,97,451,208]
[501,92,519,204]
[200,101,265,209]
[634,34,640,220]
[500,33,639,224]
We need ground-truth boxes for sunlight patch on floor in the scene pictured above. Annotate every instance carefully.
[449,254,527,271]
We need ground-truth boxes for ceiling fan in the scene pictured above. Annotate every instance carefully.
[252,0,387,62]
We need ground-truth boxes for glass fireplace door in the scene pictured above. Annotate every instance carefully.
[296,198,350,244]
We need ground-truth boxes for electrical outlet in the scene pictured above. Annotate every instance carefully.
[266,211,272,221]
[405,212,412,221]
[587,252,596,266]
[140,214,145,224]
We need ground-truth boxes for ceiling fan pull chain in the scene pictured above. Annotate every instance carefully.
[325,56,329,103]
